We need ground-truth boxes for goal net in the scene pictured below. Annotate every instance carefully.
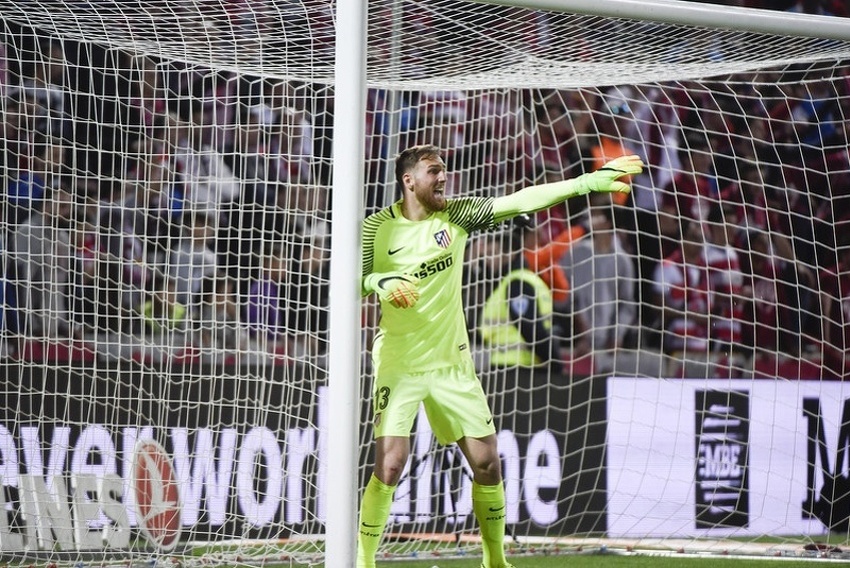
[1,0,850,565]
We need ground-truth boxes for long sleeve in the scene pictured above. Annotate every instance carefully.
[492,179,586,223]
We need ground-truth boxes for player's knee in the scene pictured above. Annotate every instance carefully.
[374,457,408,486]
[471,458,502,485]
[374,465,404,486]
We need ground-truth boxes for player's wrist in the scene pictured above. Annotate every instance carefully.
[363,272,421,308]
[364,272,408,292]
[363,272,384,294]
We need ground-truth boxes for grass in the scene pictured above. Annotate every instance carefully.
[261,551,850,567]
[188,537,850,567]
[387,558,845,567]
[264,549,849,567]
[356,536,850,567]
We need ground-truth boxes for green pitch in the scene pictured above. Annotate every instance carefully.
[188,537,850,566]
[393,559,841,567]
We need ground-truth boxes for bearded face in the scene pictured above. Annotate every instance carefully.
[405,155,448,212]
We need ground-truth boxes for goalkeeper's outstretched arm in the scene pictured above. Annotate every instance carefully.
[492,155,644,223]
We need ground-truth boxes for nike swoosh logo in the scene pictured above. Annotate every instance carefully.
[388,247,405,255]
[489,505,505,512]
[486,417,493,425]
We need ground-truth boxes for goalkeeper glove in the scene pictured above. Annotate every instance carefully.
[575,155,644,195]
[364,272,420,308]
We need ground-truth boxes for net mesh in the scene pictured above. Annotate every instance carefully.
[1,0,850,565]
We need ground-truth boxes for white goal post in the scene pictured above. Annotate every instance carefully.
[478,0,850,41]
[326,2,367,565]
[327,4,850,565]
[1,1,850,566]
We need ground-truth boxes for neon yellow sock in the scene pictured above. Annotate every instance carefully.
[473,481,508,568]
[356,474,395,568]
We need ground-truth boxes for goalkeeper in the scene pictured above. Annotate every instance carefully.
[359,144,643,568]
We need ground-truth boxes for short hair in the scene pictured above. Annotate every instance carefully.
[394,144,441,195]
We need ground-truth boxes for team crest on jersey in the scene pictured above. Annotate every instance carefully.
[434,229,451,248]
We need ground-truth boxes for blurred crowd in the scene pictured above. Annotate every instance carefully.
[0,0,849,378]
[704,0,848,15]
[0,31,332,365]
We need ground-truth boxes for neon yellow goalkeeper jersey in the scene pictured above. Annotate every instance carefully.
[362,196,495,375]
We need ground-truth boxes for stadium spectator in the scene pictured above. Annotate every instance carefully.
[0,193,19,352]
[166,108,241,215]
[528,91,585,187]
[165,209,221,309]
[184,71,232,152]
[218,202,273,296]
[13,37,69,137]
[265,79,315,184]
[283,182,330,232]
[464,90,529,196]
[0,235,18,356]
[786,0,841,16]
[5,131,66,225]
[362,88,420,209]
[93,205,149,336]
[634,194,684,349]
[219,174,327,300]
[731,161,772,234]
[478,214,569,368]
[652,217,712,356]
[463,231,504,350]
[795,78,842,161]
[756,183,820,339]
[121,139,182,265]
[123,54,168,128]
[417,89,468,162]
[820,97,850,194]
[287,226,330,364]
[464,213,574,357]
[712,95,783,197]
[4,9,850,376]
[224,102,287,206]
[588,89,641,207]
[703,204,747,361]
[742,230,812,361]
[9,186,77,339]
[67,207,102,337]
[141,271,188,336]
[194,272,251,353]
[1,88,37,180]
[522,92,586,241]
[92,136,180,335]
[559,207,638,369]
[663,132,719,221]
[619,84,682,213]
[820,235,850,379]
[245,242,294,355]
[524,218,585,307]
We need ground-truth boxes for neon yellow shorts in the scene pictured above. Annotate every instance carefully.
[371,358,495,445]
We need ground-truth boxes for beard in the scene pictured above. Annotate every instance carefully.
[418,186,447,212]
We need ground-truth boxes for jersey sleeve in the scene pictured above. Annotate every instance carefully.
[447,196,496,234]
[361,207,394,295]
